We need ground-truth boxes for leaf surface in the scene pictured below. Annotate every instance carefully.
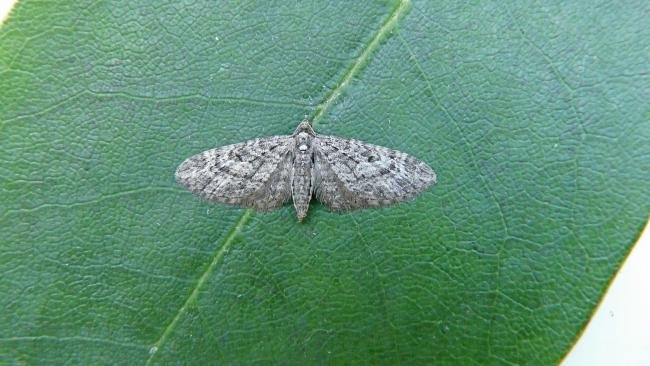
[1,0,649,364]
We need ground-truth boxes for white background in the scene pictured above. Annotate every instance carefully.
[562,222,650,365]
[1,2,648,364]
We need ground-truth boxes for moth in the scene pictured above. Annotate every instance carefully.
[175,120,436,221]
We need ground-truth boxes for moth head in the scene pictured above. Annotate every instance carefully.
[293,119,315,136]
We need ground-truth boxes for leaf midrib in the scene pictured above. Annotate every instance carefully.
[144,0,412,363]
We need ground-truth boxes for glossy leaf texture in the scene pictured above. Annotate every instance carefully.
[1,1,649,364]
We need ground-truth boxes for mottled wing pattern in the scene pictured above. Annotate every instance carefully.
[175,136,294,211]
[313,135,436,210]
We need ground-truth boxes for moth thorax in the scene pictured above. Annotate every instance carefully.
[295,132,312,153]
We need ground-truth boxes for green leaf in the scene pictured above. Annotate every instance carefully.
[1,0,648,364]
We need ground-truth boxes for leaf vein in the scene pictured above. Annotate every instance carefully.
[144,2,412,362]
[0,90,312,128]
[398,34,511,359]
[144,209,253,365]
[1,186,181,220]
[311,0,411,126]
[0,335,148,350]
